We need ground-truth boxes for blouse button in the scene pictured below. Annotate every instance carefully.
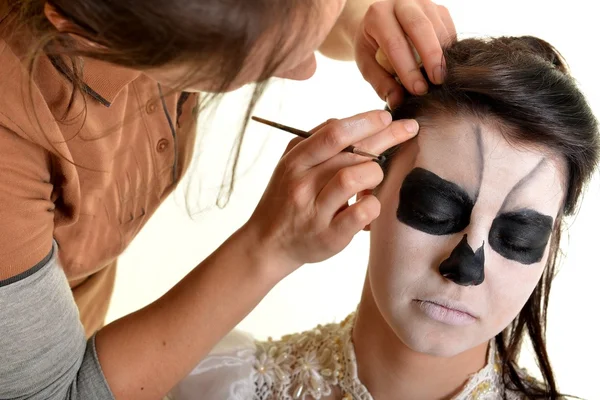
[156,138,169,152]
[146,100,158,114]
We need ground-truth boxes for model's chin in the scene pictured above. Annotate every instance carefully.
[383,305,482,358]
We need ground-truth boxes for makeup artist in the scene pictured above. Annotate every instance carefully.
[0,0,455,399]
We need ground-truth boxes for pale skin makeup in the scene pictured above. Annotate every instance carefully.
[352,114,566,399]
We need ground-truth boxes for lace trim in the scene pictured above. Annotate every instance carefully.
[249,312,530,399]
[252,318,346,399]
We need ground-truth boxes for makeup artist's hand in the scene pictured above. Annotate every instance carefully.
[354,0,456,107]
[244,111,418,279]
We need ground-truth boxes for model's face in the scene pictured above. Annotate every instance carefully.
[368,115,566,357]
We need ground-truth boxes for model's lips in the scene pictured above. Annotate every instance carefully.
[414,299,478,326]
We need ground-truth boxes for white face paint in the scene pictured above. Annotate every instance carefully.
[367,115,567,357]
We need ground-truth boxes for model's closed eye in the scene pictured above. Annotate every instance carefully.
[488,209,553,265]
[397,168,474,236]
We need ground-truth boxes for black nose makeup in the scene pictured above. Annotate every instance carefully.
[439,234,485,286]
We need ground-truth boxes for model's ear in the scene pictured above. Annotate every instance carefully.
[357,189,374,231]
[44,2,106,49]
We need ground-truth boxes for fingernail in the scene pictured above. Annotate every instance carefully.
[386,98,393,111]
[413,80,428,95]
[433,65,446,84]
[380,110,392,125]
[403,119,419,135]
[386,91,402,110]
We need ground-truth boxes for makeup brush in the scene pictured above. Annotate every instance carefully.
[251,116,386,163]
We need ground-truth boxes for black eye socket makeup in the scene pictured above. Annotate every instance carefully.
[488,209,554,265]
[397,168,474,236]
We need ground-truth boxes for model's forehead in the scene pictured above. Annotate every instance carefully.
[413,118,484,199]
[404,115,566,216]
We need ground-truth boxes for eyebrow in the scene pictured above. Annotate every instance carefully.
[499,158,546,212]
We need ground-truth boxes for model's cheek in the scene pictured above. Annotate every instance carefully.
[481,256,546,332]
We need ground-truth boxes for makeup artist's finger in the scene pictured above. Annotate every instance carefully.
[419,1,450,49]
[309,118,338,134]
[355,33,404,108]
[394,2,445,85]
[316,161,383,219]
[282,137,304,156]
[307,118,418,190]
[351,118,419,157]
[364,2,427,95]
[438,4,456,44]
[329,194,381,244]
[289,110,392,169]
[281,119,337,157]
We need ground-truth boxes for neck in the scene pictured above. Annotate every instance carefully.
[352,276,488,400]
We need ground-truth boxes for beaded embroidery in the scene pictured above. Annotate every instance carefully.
[250,313,530,399]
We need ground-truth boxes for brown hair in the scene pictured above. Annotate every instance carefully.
[10,0,319,206]
[384,36,599,398]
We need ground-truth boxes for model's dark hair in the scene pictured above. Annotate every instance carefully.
[8,0,319,206]
[384,36,599,399]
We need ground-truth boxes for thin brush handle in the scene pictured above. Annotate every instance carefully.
[251,116,384,162]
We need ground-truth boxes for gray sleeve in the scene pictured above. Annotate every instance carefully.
[0,243,115,400]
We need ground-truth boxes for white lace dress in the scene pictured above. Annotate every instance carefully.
[169,313,534,400]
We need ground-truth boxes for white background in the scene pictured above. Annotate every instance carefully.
[106,1,599,397]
